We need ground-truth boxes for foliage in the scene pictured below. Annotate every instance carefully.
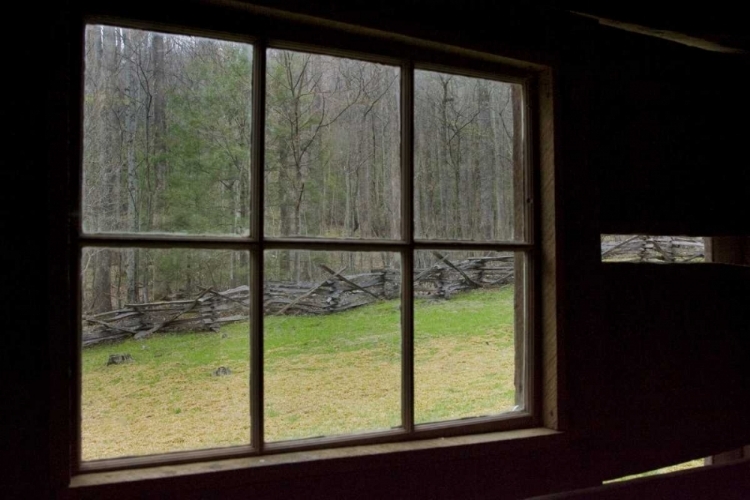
[81,25,520,312]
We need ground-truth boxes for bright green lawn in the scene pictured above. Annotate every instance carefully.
[82,287,517,460]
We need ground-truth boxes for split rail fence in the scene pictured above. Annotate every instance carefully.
[601,235,705,263]
[85,236,706,346]
[83,253,514,346]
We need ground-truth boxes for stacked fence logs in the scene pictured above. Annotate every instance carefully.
[82,254,514,346]
[601,235,705,263]
[83,239,707,345]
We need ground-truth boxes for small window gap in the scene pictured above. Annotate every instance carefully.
[601,235,706,263]
[603,458,706,484]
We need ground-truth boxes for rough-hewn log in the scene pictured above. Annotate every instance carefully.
[271,266,345,316]
[431,251,482,288]
[83,257,518,347]
[601,235,704,263]
[134,288,213,340]
[318,264,383,300]
[83,318,139,336]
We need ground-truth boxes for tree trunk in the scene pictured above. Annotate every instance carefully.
[123,30,140,303]
[151,33,167,230]
[479,82,495,240]
[90,250,112,313]
[439,76,451,239]
[88,27,113,314]
[512,84,524,240]
[388,93,400,239]
[356,111,371,238]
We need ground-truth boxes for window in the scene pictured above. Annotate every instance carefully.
[73,13,547,473]
[601,235,706,263]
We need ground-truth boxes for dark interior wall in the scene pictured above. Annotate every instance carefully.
[580,15,750,477]
[596,57,750,235]
[5,1,750,498]
[593,265,750,464]
[3,3,62,498]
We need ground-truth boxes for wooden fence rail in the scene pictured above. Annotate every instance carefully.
[83,255,515,346]
[84,237,706,346]
[601,235,705,263]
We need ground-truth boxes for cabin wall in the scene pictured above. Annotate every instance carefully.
[5,1,750,497]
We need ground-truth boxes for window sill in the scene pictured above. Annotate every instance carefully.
[71,427,561,489]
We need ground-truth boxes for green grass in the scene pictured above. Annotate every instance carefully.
[82,287,517,460]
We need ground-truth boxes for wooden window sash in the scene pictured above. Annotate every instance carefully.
[72,15,542,474]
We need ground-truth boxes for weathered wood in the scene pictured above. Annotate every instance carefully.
[108,311,142,321]
[124,299,197,308]
[212,315,249,324]
[83,318,139,336]
[600,234,641,258]
[134,288,213,340]
[86,308,134,320]
[271,266,345,316]
[414,261,443,283]
[431,251,482,288]
[83,256,518,347]
[601,235,705,263]
[318,264,383,300]
[203,286,250,308]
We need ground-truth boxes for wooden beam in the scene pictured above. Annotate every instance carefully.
[134,288,213,340]
[272,266,346,316]
[318,264,383,300]
[431,251,481,288]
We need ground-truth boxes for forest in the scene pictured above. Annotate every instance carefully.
[82,25,522,314]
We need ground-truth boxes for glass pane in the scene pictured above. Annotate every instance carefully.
[414,70,524,241]
[414,250,523,424]
[264,250,401,441]
[265,49,401,239]
[81,248,250,460]
[83,25,252,235]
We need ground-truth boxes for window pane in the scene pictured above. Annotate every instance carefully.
[264,250,401,441]
[83,26,252,235]
[414,250,523,424]
[414,70,524,242]
[81,248,250,460]
[265,49,401,239]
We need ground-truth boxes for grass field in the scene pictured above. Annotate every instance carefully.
[82,287,517,461]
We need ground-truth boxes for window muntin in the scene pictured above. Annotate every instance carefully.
[77,22,536,470]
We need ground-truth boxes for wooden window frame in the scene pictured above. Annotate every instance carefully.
[54,1,559,482]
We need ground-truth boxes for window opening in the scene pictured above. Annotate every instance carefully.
[601,235,706,263]
[78,22,536,468]
[604,458,706,484]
